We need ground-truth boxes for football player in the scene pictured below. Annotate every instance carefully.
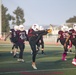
[28,24,39,69]
[57,25,69,61]
[68,24,76,65]
[67,28,73,53]
[17,25,28,62]
[4,25,19,58]
[38,26,45,54]
[28,24,51,69]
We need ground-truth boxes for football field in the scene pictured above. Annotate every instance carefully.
[0,43,76,75]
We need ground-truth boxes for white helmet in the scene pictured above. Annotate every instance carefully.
[73,24,76,31]
[19,25,25,31]
[68,27,72,31]
[61,25,69,31]
[32,24,39,31]
[14,25,19,31]
[39,26,44,30]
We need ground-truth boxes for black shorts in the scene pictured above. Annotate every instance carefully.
[60,38,69,46]
[60,38,66,45]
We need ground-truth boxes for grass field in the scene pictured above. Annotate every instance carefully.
[0,42,76,75]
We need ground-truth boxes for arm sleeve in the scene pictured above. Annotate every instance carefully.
[33,30,48,35]
[57,38,60,43]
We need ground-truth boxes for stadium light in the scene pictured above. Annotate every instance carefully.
[0,0,1,37]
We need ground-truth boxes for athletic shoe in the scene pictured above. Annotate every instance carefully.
[21,59,25,62]
[17,59,24,62]
[32,64,37,69]
[72,58,76,66]
[10,51,13,54]
[64,58,67,61]
[31,52,33,54]
[42,51,44,54]
[17,59,21,61]
[72,61,76,65]
[62,58,67,61]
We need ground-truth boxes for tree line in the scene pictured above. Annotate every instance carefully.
[2,4,25,32]
[1,4,76,33]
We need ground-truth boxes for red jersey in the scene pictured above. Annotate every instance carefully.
[28,28,36,38]
[69,29,76,40]
[58,30,68,39]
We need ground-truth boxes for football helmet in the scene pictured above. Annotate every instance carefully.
[19,25,25,31]
[32,24,39,31]
[61,25,69,31]
[68,27,72,31]
[73,24,76,31]
[14,25,19,31]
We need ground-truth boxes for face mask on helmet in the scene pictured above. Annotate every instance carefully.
[19,25,25,31]
[14,25,19,31]
[32,24,39,31]
[39,26,44,30]
[73,24,76,31]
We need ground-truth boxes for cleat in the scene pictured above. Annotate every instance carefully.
[41,50,45,54]
[62,53,67,61]
[31,50,33,54]
[17,59,21,62]
[10,51,13,54]
[32,64,37,69]
[72,58,76,66]
[21,59,25,62]
[64,58,67,61]
[62,58,67,61]
[72,61,76,65]
[31,52,33,55]
[17,59,24,62]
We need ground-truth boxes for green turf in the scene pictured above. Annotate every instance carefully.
[0,44,76,75]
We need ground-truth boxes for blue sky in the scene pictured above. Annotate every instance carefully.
[2,0,76,26]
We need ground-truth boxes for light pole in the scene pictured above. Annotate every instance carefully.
[0,0,2,37]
